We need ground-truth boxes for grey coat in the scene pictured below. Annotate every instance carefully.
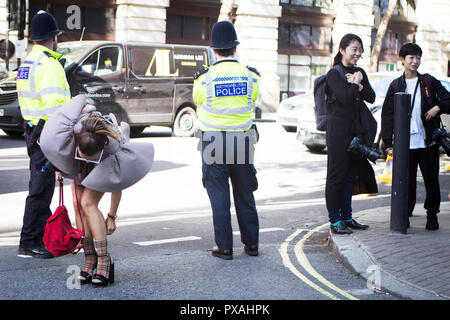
[40,95,154,192]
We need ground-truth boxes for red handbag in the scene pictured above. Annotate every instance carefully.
[43,180,85,257]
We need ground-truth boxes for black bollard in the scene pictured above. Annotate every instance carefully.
[390,93,411,234]
[254,106,262,119]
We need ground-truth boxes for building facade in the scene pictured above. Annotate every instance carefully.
[1,0,449,111]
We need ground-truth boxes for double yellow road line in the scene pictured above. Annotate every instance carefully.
[279,224,359,300]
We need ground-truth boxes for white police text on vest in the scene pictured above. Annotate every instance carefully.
[215,82,247,97]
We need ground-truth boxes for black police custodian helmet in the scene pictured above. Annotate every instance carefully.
[210,21,240,50]
[30,11,63,41]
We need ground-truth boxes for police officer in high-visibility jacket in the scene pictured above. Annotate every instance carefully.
[193,21,260,260]
[16,11,70,258]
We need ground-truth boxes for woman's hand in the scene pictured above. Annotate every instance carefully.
[345,73,355,83]
[105,215,117,235]
[55,171,63,182]
[425,106,440,121]
[353,71,363,84]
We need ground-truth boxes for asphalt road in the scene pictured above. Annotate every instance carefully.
[2,121,446,303]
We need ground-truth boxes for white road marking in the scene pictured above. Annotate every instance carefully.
[0,236,20,246]
[133,236,202,246]
[233,227,284,235]
[0,147,27,157]
[0,166,28,171]
[0,158,28,161]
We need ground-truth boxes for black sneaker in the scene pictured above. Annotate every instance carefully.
[18,245,54,259]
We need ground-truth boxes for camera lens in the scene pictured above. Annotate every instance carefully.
[347,136,380,163]
[431,128,450,156]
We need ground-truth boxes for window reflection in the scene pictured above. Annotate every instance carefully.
[280,0,331,8]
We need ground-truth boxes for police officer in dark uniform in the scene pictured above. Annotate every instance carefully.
[193,21,261,260]
[16,11,70,258]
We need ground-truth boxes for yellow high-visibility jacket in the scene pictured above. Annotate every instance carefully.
[193,59,260,132]
[17,44,70,125]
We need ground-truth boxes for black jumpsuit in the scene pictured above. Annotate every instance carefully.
[325,64,375,223]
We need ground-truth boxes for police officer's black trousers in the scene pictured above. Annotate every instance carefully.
[201,131,259,251]
[19,123,56,249]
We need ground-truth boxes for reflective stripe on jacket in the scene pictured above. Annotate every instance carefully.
[193,60,260,132]
[17,44,71,125]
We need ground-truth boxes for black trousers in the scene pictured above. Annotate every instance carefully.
[325,116,355,213]
[19,123,56,249]
[408,144,440,216]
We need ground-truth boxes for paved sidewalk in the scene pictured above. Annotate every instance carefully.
[330,201,450,300]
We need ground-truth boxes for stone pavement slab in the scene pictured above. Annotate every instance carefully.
[330,201,450,300]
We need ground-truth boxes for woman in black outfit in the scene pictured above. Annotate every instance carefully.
[325,33,377,234]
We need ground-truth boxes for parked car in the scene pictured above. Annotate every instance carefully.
[0,72,22,136]
[276,92,314,132]
[0,41,215,137]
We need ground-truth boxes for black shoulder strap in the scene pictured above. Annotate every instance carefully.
[247,66,261,77]
[420,73,432,99]
[193,67,209,80]
[333,64,348,82]
[43,51,65,67]
[43,51,55,59]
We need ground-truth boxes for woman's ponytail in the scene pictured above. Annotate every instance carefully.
[333,52,342,67]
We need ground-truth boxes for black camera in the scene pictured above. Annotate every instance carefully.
[347,136,381,164]
[431,127,450,156]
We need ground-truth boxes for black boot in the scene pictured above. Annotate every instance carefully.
[426,213,439,231]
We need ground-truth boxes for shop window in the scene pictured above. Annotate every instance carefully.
[312,27,331,50]
[279,23,332,52]
[278,54,331,97]
[183,16,203,40]
[378,62,396,72]
[166,14,217,45]
[29,2,115,41]
[290,25,311,47]
[280,0,331,8]
[371,29,409,57]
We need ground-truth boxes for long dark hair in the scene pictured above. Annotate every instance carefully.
[333,33,364,67]
[75,113,118,156]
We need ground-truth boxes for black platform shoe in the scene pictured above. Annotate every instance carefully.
[78,271,94,284]
[92,259,114,287]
